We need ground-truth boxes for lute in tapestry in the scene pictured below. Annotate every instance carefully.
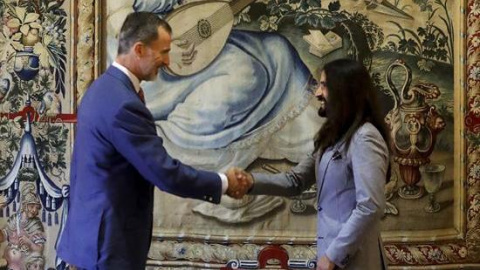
[164,0,255,76]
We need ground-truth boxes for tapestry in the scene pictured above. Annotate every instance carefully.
[0,1,73,269]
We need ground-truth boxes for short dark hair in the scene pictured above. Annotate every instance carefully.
[313,58,389,154]
[117,12,172,55]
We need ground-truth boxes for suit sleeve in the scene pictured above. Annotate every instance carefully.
[325,128,388,268]
[249,154,316,197]
[110,100,222,203]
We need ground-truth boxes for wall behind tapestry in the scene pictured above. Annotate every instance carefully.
[0,0,76,269]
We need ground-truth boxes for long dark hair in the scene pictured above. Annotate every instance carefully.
[313,59,390,156]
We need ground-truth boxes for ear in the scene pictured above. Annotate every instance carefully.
[132,41,145,58]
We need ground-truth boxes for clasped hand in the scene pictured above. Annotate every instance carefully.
[225,167,253,199]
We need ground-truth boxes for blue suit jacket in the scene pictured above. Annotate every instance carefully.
[57,66,222,269]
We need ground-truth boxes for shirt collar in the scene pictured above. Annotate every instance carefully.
[112,61,141,93]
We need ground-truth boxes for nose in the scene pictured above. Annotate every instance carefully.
[163,54,170,66]
[315,86,323,97]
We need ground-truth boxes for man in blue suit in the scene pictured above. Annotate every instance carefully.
[57,12,250,269]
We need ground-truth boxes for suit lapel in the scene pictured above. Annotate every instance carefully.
[315,140,346,202]
[316,149,333,201]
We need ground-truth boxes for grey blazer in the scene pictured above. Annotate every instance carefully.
[250,123,389,270]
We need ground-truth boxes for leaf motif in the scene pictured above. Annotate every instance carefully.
[417,27,427,37]
[24,13,40,24]
[307,14,318,27]
[0,31,5,42]
[279,4,291,13]
[15,6,26,21]
[48,54,57,68]
[436,48,447,60]
[12,32,22,41]
[417,59,434,72]
[299,0,309,11]
[294,13,308,26]
[29,22,42,29]
[269,16,278,24]
[11,40,24,51]
[268,5,280,15]
[320,16,335,29]
[328,0,341,12]
[20,24,29,36]
[43,34,53,46]
[0,33,6,61]
[33,43,50,68]
[385,201,399,215]
[0,41,8,62]
[438,37,447,47]
[258,15,270,31]
[307,0,320,8]
[48,1,57,8]
[259,21,269,31]
[332,13,347,22]
[270,23,278,31]
[7,18,20,28]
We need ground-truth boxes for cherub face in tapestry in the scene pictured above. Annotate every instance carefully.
[21,184,42,219]
[25,203,41,219]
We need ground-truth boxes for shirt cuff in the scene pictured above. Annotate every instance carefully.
[219,173,228,194]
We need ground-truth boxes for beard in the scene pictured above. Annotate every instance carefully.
[145,68,159,81]
[317,96,327,117]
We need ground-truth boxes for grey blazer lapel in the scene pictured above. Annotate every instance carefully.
[315,149,332,206]
[315,144,344,204]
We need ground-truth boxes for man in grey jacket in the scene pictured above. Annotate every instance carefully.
[237,59,390,270]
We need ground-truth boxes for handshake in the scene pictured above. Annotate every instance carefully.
[225,167,254,199]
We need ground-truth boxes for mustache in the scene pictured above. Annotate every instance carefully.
[316,94,327,117]
[316,95,326,102]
